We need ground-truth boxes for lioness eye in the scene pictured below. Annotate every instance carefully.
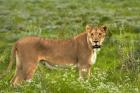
[91,33,93,36]
[99,33,102,35]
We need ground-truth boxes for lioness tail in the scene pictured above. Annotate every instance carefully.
[7,44,17,72]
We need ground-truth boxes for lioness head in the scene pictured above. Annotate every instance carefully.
[86,24,107,49]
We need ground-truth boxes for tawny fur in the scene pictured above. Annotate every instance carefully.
[8,25,107,86]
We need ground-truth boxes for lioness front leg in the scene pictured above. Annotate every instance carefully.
[78,64,91,80]
[87,64,92,79]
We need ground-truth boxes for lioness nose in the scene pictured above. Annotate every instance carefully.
[93,41,98,43]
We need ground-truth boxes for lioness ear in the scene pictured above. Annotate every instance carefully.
[101,26,107,32]
[86,24,92,32]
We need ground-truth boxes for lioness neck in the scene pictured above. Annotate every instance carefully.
[74,32,92,52]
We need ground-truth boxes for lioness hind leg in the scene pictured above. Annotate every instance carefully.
[11,62,37,86]
[23,61,37,81]
[10,68,24,87]
[10,51,24,86]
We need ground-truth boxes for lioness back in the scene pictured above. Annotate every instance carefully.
[16,36,78,65]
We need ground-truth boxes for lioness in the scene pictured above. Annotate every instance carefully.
[8,24,107,86]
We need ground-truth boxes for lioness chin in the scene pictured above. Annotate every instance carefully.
[8,24,107,86]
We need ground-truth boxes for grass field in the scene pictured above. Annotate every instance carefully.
[0,0,140,93]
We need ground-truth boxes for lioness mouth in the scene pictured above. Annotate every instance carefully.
[92,45,101,48]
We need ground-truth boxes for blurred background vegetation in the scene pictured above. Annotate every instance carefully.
[0,0,140,93]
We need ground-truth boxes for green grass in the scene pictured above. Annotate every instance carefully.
[0,0,140,93]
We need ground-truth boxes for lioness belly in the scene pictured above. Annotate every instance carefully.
[45,56,77,65]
